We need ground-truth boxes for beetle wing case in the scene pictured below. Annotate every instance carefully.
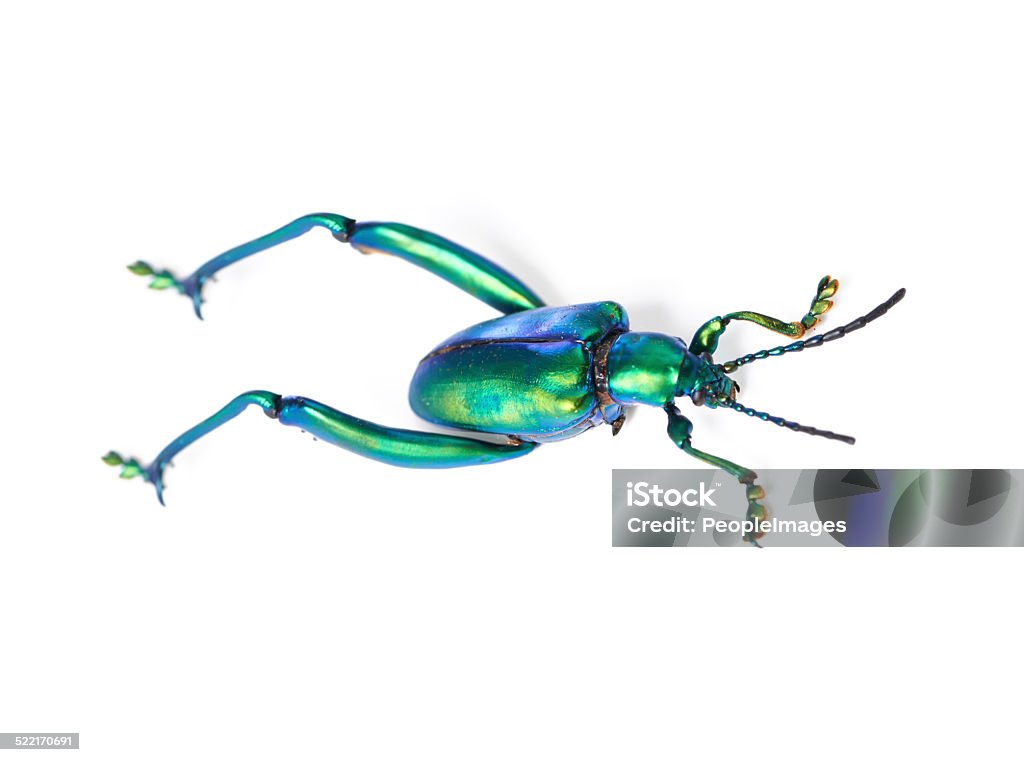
[409,302,628,441]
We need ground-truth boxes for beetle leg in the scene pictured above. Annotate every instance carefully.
[348,222,545,315]
[105,391,536,505]
[664,403,768,546]
[689,275,839,355]
[127,213,545,319]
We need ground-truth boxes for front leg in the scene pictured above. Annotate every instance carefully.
[664,403,768,546]
[689,275,839,356]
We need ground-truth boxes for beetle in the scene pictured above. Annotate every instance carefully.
[104,212,906,545]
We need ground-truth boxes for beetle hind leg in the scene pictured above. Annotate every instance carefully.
[689,275,839,356]
[105,391,536,504]
[664,403,768,546]
[128,212,545,319]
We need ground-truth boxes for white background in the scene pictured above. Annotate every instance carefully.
[2,2,1022,759]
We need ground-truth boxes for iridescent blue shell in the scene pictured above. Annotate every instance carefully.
[409,302,628,441]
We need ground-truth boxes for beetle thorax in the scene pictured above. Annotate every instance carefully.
[605,332,690,407]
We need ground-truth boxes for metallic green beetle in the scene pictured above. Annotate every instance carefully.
[104,212,906,545]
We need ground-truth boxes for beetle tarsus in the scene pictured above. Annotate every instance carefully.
[744,485,769,546]
[126,260,208,319]
[800,274,839,331]
[101,450,168,505]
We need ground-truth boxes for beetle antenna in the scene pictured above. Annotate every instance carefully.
[716,396,856,445]
[719,288,906,373]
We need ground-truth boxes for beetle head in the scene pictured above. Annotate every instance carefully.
[677,351,738,408]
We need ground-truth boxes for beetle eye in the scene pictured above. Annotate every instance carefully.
[691,388,706,406]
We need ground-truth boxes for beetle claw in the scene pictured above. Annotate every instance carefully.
[183,274,208,320]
